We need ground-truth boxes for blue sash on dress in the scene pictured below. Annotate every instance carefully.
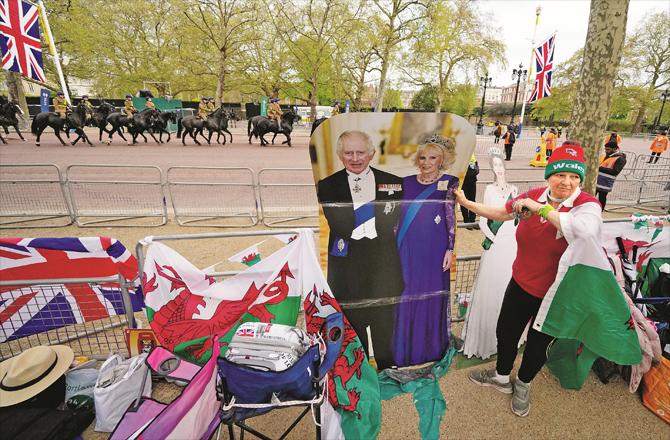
[396,182,439,247]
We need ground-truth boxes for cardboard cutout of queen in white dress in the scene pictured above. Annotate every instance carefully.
[461,149,521,359]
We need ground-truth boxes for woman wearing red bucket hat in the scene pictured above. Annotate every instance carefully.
[455,141,602,417]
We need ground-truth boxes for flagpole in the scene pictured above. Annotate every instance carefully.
[37,0,70,104]
[518,5,541,138]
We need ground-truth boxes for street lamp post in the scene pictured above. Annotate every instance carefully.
[653,88,669,133]
[477,74,492,135]
[510,63,527,125]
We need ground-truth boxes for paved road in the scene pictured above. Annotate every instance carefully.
[0,126,313,172]
[0,124,661,183]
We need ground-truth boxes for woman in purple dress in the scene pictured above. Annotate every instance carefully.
[393,135,458,367]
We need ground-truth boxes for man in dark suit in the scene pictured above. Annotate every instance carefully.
[317,130,404,369]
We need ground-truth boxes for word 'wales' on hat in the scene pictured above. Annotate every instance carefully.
[0,345,74,407]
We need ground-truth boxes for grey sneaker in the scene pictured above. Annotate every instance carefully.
[468,368,513,394]
[511,380,530,417]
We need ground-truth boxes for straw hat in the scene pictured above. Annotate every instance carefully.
[0,345,73,407]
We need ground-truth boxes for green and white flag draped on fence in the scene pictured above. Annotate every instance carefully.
[533,205,642,390]
[142,230,381,439]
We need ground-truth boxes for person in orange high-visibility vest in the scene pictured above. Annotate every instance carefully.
[603,131,622,148]
[545,128,558,158]
[648,130,668,164]
[596,141,627,209]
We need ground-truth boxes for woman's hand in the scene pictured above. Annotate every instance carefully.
[513,197,543,215]
[454,189,468,206]
[443,249,453,272]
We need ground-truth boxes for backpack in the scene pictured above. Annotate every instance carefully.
[608,133,618,144]
[506,131,516,144]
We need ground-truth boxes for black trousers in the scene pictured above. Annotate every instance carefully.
[649,152,661,163]
[504,144,513,160]
[596,190,608,209]
[494,135,500,144]
[496,278,554,383]
[342,304,395,369]
[460,181,477,222]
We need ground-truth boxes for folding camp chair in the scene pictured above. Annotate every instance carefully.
[109,336,222,440]
[634,257,670,321]
[218,312,344,440]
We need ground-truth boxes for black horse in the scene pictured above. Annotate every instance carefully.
[149,111,177,143]
[0,100,25,143]
[105,110,136,145]
[206,108,233,145]
[248,110,301,147]
[31,102,93,147]
[225,109,239,128]
[129,108,161,144]
[310,117,328,136]
[91,101,116,144]
[176,107,228,146]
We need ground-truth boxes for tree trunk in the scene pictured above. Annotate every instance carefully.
[631,104,646,134]
[215,49,227,106]
[5,71,29,130]
[375,47,391,112]
[435,89,443,113]
[568,0,629,195]
[309,82,318,121]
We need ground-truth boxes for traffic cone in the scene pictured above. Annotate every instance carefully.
[530,136,548,167]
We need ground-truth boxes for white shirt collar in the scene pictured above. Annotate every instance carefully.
[538,186,581,208]
[347,167,372,181]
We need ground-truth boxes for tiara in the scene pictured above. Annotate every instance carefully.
[421,133,453,149]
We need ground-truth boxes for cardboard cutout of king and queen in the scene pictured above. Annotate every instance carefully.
[311,113,475,369]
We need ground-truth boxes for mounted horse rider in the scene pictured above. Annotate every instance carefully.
[207,97,216,113]
[198,97,211,119]
[331,100,340,116]
[53,91,68,119]
[124,94,137,118]
[267,97,282,127]
[145,97,156,110]
[81,95,93,123]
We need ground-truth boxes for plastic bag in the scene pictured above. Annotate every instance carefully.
[65,367,99,410]
[93,353,151,432]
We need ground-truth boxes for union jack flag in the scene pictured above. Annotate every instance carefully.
[0,0,46,82]
[528,34,556,103]
[0,237,143,343]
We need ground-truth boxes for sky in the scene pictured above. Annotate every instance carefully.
[470,0,669,88]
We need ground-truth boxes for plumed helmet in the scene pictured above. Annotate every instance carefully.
[126,94,132,99]
[82,95,88,99]
[57,91,64,96]
[146,97,152,101]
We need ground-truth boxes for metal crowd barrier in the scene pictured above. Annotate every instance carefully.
[0,275,135,360]
[258,168,319,227]
[166,166,258,227]
[0,164,73,228]
[135,228,483,328]
[474,180,547,203]
[135,228,317,276]
[474,136,543,157]
[65,164,167,227]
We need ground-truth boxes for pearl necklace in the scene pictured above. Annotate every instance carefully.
[417,172,441,184]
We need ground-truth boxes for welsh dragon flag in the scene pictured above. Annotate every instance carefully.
[142,230,381,439]
[533,206,642,390]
